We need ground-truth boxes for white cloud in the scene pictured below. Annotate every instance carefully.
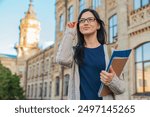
[0,43,16,55]
[40,40,54,49]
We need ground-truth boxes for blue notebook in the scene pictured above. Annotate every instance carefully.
[99,49,132,96]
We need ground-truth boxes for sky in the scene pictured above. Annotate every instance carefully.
[0,0,56,55]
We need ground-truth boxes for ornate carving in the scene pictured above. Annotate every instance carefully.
[107,0,117,11]
[146,7,150,17]
[129,5,150,27]
[129,26,150,37]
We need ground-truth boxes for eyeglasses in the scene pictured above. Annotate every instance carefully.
[79,17,96,24]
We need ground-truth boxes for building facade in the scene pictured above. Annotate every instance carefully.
[1,0,149,100]
[54,0,150,100]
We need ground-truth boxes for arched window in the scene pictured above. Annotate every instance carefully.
[135,42,150,94]
[63,74,70,96]
[109,14,117,43]
[68,5,74,22]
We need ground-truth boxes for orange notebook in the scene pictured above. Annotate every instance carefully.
[99,49,132,97]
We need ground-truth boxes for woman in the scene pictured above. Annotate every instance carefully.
[56,8,125,100]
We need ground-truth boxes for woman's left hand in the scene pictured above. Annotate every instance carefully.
[100,66,115,85]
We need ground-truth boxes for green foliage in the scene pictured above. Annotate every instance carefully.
[0,62,25,99]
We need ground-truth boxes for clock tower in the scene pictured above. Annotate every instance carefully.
[15,0,41,89]
[15,0,40,59]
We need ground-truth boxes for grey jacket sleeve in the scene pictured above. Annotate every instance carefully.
[56,27,76,67]
[107,73,125,95]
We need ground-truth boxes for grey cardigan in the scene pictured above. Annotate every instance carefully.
[56,27,125,100]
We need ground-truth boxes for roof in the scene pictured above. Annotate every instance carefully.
[25,1,37,19]
[0,53,17,59]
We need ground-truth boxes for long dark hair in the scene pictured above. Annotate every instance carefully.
[74,8,107,65]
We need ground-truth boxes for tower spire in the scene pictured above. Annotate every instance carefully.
[25,0,36,19]
[30,0,33,4]
[15,0,40,59]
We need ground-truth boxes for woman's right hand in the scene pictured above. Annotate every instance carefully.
[67,22,77,29]
[66,22,77,36]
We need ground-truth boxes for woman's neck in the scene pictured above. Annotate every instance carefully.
[84,33,100,48]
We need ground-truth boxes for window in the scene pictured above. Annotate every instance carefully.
[135,42,150,94]
[68,6,74,22]
[92,0,101,9]
[47,59,49,73]
[40,61,44,76]
[38,63,41,76]
[49,81,52,98]
[27,85,30,97]
[109,15,117,43]
[28,67,31,79]
[59,14,64,31]
[79,0,85,13]
[36,63,39,77]
[49,58,52,75]
[55,76,60,96]
[35,84,37,98]
[34,65,36,78]
[39,83,42,97]
[134,0,150,10]
[63,74,70,96]
[44,82,47,97]
[44,59,49,74]
[31,84,33,97]
[31,66,33,78]
[32,65,35,78]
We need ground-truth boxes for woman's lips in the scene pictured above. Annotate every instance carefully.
[83,27,90,30]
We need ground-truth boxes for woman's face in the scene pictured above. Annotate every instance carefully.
[79,11,100,36]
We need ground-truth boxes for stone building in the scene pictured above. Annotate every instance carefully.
[54,0,150,100]
[26,45,54,99]
[1,0,149,100]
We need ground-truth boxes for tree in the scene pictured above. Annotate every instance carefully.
[0,62,25,99]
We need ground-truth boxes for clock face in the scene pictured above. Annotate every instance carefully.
[26,28,39,44]
[28,19,39,25]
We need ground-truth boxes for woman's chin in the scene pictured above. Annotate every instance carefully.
[82,32,94,36]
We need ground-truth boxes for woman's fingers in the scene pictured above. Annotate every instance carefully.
[67,22,77,28]
[109,66,115,74]
[100,70,115,85]
[101,71,113,79]
[67,23,72,28]
[100,75,107,82]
